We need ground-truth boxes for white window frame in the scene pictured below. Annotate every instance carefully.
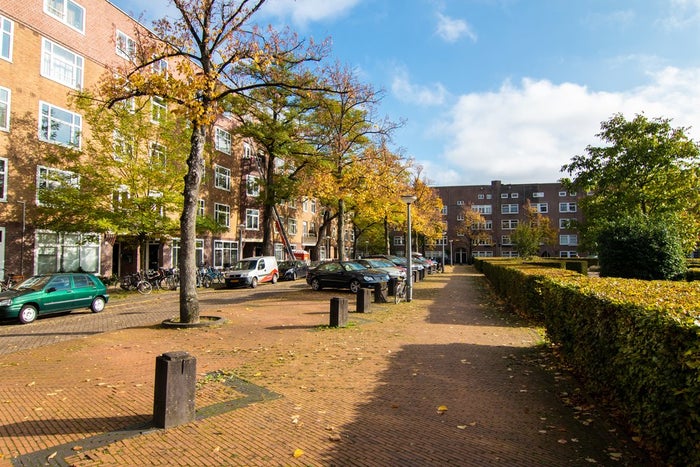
[500,193,509,199]
[501,204,519,214]
[1,15,13,62]
[36,231,99,275]
[214,127,231,154]
[112,130,133,162]
[477,194,484,199]
[197,199,205,217]
[559,202,577,213]
[37,165,79,205]
[501,235,512,246]
[501,219,519,230]
[532,202,548,213]
[511,193,519,198]
[246,175,260,197]
[214,240,238,267]
[456,200,464,205]
[441,206,448,215]
[44,0,85,33]
[288,218,297,235]
[246,208,260,230]
[559,218,573,229]
[0,86,9,131]
[532,192,544,198]
[560,234,578,246]
[394,236,404,246]
[558,191,567,197]
[214,165,231,191]
[39,101,82,147]
[151,96,166,123]
[214,203,230,228]
[41,38,83,89]
[149,142,166,167]
[243,142,253,159]
[472,205,492,215]
[115,30,136,61]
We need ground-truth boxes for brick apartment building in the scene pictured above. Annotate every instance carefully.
[425,181,587,264]
[0,0,326,280]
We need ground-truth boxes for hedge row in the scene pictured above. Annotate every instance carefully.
[474,258,700,465]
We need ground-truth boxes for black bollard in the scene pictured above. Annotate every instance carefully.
[330,297,348,327]
[356,287,372,313]
[153,351,196,429]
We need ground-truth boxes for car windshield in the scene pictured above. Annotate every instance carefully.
[233,260,258,271]
[279,261,294,268]
[366,259,393,268]
[341,261,367,271]
[17,275,52,291]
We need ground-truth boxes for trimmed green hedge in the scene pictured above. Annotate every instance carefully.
[475,258,700,465]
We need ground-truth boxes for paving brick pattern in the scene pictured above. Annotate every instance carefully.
[0,267,654,466]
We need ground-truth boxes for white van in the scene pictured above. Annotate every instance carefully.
[224,256,279,288]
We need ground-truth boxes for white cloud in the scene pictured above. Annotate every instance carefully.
[658,0,700,29]
[391,70,447,106]
[435,12,476,43]
[423,67,700,186]
[262,0,361,26]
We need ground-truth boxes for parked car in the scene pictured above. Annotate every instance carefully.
[278,260,309,281]
[306,260,390,293]
[0,273,109,324]
[224,256,279,288]
[357,258,406,281]
[365,254,422,281]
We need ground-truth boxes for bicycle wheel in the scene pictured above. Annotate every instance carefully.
[202,276,212,288]
[137,281,152,294]
[395,282,405,304]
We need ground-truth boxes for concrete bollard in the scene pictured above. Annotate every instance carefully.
[329,297,348,327]
[374,282,389,303]
[153,351,196,429]
[356,287,372,313]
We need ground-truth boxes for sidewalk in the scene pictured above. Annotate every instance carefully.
[0,266,651,466]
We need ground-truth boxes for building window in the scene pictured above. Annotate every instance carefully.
[441,206,447,215]
[501,235,512,245]
[214,165,231,191]
[41,38,83,89]
[486,194,492,199]
[36,231,99,274]
[457,214,464,221]
[151,96,166,123]
[501,219,519,230]
[1,16,13,62]
[0,158,6,201]
[44,0,85,33]
[532,203,548,213]
[214,127,231,154]
[394,236,404,246]
[558,191,567,197]
[149,142,166,167]
[559,218,573,229]
[246,208,259,230]
[500,193,509,199]
[501,204,519,214]
[246,175,260,196]
[560,234,578,246]
[115,30,136,60]
[288,218,297,235]
[456,200,464,205]
[310,199,317,213]
[472,204,492,215]
[37,166,79,204]
[172,238,204,269]
[214,240,238,267]
[511,193,519,198]
[214,203,230,228]
[532,191,544,198]
[559,202,577,213]
[559,251,578,258]
[302,198,309,212]
[477,194,484,199]
[0,86,9,131]
[39,101,81,147]
[243,142,253,159]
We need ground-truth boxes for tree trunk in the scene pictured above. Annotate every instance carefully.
[178,123,206,323]
[337,198,346,260]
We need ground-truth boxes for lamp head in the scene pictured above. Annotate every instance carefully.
[401,194,417,204]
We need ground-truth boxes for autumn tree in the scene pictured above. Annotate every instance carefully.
[454,205,490,259]
[510,201,557,258]
[305,64,400,260]
[408,171,444,253]
[97,0,324,323]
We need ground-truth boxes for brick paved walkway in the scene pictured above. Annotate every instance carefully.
[0,266,652,466]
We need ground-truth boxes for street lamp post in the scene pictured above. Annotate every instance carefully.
[401,194,417,302]
[238,223,245,261]
[441,231,446,273]
[17,200,25,277]
[449,240,454,266]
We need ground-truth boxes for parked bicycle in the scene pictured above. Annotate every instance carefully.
[120,271,152,294]
[163,268,179,290]
[394,278,407,304]
[0,275,16,292]
[199,266,224,288]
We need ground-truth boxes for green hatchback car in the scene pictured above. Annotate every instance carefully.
[0,273,109,324]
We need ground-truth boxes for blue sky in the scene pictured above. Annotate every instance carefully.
[109,0,700,186]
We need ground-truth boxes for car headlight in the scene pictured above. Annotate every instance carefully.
[0,298,12,306]
[362,275,373,282]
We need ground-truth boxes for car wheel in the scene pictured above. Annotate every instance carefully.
[310,278,322,291]
[90,296,106,313]
[250,277,258,288]
[19,304,38,324]
[349,280,361,294]
[271,273,278,284]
